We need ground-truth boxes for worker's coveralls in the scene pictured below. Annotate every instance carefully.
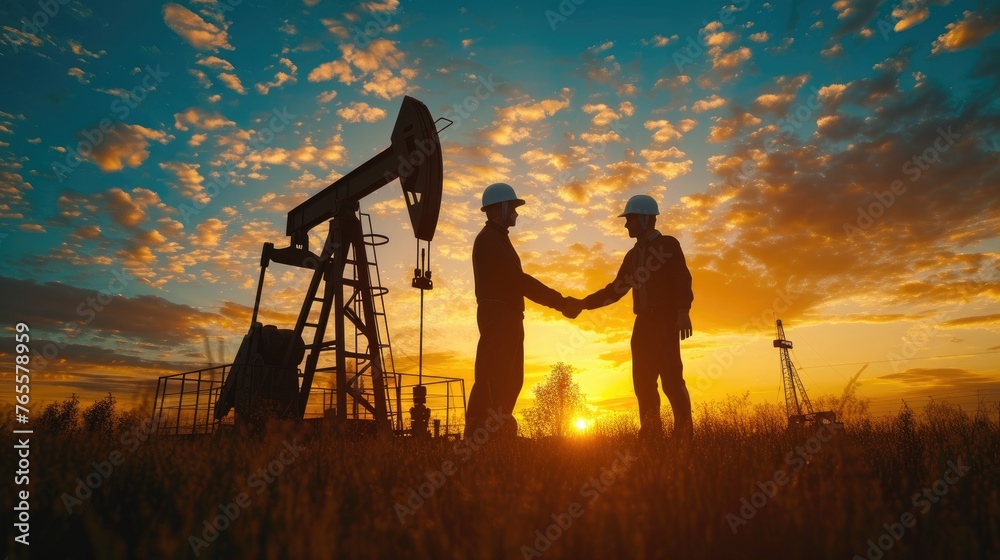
[466,220,565,439]
[583,230,694,440]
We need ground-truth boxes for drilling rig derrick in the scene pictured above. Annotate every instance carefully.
[774,319,838,427]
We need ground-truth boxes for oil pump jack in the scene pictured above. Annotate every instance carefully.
[212,96,447,435]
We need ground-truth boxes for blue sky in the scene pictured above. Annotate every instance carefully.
[1,0,999,417]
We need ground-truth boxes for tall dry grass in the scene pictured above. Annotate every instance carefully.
[2,396,997,559]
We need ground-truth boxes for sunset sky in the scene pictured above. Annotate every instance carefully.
[1,0,998,420]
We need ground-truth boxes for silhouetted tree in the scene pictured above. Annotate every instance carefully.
[116,406,148,435]
[36,394,81,435]
[0,402,14,432]
[35,393,149,439]
[83,392,117,435]
[523,363,587,438]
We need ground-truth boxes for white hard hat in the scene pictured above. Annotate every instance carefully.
[481,183,525,211]
[618,194,660,217]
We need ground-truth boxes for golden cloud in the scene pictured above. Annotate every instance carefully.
[347,38,404,72]
[361,67,417,100]
[337,101,388,122]
[218,72,246,94]
[193,218,227,248]
[196,55,234,71]
[932,10,1000,54]
[644,118,697,143]
[692,94,728,113]
[159,161,208,203]
[85,124,172,172]
[256,58,298,95]
[162,3,233,51]
[708,112,761,143]
[308,59,356,84]
[174,107,236,131]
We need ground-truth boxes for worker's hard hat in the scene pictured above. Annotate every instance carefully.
[481,183,525,211]
[618,194,660,217]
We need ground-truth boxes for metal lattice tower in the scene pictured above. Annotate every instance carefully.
[774,319,815,423]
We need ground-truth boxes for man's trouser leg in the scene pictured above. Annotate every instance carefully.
[632,313,664,440]
[465,305,522,439]
[498,316,524,438]
[659,316,693,441]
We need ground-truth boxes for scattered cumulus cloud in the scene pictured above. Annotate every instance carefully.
[162,3,233,51]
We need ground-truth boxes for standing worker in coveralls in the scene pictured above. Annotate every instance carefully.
[566,194,694,443]
[466,183,574,440]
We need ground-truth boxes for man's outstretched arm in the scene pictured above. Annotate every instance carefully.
[579,253,632,312]
[521,273,572,313]
[548,250,634,319]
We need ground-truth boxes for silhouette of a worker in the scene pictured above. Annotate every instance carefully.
[566,195,694,443]
[465,183,574,440]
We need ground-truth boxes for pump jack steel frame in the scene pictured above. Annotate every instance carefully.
[242,95,443,433]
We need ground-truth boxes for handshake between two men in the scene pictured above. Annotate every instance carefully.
[560,296,585,320]
[467,185,695,445]
[555,294,694,341]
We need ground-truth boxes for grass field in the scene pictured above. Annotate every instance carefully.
[3,396,998,559]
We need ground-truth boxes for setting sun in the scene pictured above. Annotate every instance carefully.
[574,418,591,432]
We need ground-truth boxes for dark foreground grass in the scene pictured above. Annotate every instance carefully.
[3,402,998,560]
